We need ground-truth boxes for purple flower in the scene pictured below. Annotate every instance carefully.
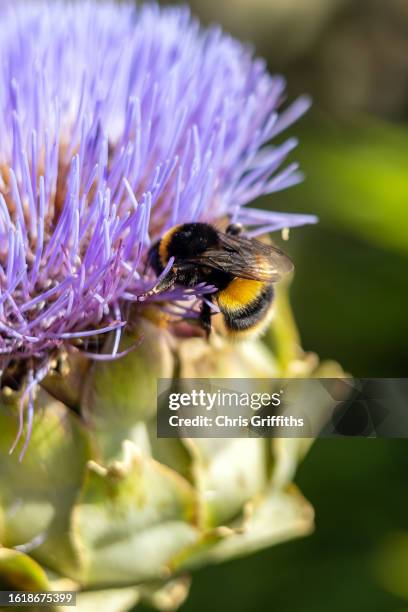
[0,1,316,372]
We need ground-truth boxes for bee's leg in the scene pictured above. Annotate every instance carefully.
[226,222,243,236]
[141,270,176,298]
[199,300,213,338]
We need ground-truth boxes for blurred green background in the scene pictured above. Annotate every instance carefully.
[152,1,408,610]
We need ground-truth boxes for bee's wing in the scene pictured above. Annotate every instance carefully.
[187,232,294,282]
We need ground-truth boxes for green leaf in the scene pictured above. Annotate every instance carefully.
[82,319,175,461]
[138,576,191,611]
[73,440,199,586]
[0,389,91,578]
[184,438,269,528]
[0,547,49,590]
[177,335,280,379]
[203,486,314,563]
[60,587,140,612]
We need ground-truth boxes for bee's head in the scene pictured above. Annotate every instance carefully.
[159,222,218,264]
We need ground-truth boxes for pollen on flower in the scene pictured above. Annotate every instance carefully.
[282,228,290,241]
[0,1,317,453]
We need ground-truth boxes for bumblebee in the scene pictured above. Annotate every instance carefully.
[146,222,293,337]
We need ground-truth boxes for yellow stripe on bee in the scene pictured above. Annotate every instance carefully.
[217,278,265,312]
[158,225,181,267]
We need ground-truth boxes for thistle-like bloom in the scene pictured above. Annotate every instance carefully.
[0,0,316,384]
[0,4,342,603]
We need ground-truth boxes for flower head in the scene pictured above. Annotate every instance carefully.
[0,0,315,373]
[0,5,338,591]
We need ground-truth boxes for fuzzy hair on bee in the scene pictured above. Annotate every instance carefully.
[146,222,294,338]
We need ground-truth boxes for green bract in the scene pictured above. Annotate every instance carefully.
[0,294,344,612]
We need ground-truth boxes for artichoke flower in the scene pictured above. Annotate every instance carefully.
[0,2,343,611]
[0,307,345,612]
